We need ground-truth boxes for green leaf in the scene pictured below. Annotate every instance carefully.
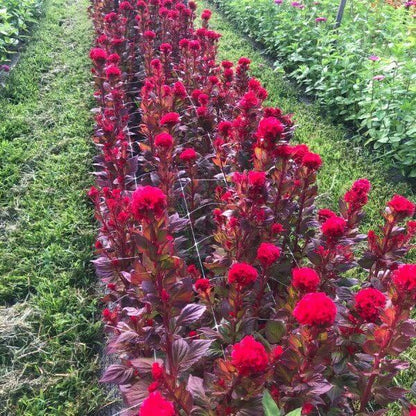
[262,390,280,416]
[286,409,302,416]
[265,320,286,343]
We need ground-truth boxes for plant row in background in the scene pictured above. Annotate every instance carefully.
[89,0,416,414]
[209,0,416,178]
[0,0,42,69]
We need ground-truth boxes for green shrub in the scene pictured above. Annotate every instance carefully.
[0,0,42,64]
[210,0,416,177]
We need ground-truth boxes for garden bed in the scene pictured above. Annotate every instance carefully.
[89,0,416,414]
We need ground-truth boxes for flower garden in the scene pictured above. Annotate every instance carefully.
[0,0,415,415]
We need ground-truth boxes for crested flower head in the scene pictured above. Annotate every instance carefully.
[139,391,175,416]
[354,288,386,322]
[131,186,167,222]
[228,263,258,287]
[293,292,337,327]
[231,335,269,376]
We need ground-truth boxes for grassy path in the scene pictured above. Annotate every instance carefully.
[201,1,415,413]
[0,0,109,414]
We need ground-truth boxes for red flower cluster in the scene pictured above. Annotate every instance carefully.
[293,292,337,327]
[160,112,180,126]
[393,264,416,299]
[388,194,415,219]
[155,132,174,149]
[131,186,167,221]
[248,171,266,188]
[139,391,175,416]
[195,278,211,292]
[344,178,371,213]
[256,242,281,267]
[302,152,322,171]
[180,148,197,162]
[90,0,416,413]
[257,116,284,144]
[292,267,320,292]
[231,335,269,376]
[228,263,258,287]
[321,215,346,240]
[90,47,107,63]
[354,288,386,322]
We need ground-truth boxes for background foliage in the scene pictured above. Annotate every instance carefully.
[210,0,416,177]
[0,0,42,65]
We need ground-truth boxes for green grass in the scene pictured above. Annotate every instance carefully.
[0,0,112,413]
[199,0,416,413]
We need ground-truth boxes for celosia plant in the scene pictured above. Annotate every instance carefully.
[88,0,416,414]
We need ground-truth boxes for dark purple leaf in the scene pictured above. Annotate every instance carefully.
[176,304,207,328]
[100,364,135,384]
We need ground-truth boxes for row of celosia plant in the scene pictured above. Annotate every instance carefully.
[87,0,416,414]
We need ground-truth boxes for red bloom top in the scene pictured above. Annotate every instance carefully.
[131,186,167,221]
[293,292,337,327]
[393,264,416,299]
[231,335,269,376]
[257,243,281,267]
[388,194,415,219]
[195,278,211,292]
[160,112,180,126]
[180,148,197,162]
[292,267,320,292]
[354,288,386,322]
[321,215,346,240]
[154,132,174,149]
[228,263,258,287]
[139,391,175,416]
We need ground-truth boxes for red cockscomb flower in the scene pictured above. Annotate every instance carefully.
[154,132,174,149]
[409,406,416,416]
[293,292,337,327]
[90,48,107,63]
[160,43,173,54]
[257,117,284,142]
[143,30,156,40]
[355,288,386,322]
[271,345,283,362]
[302,152,322,171]
[271,223,284,234]
[228,263,258,287]
[393,264,416,299]
[195,278,211,292]
[302,403,314,415]
[180,148,197,162]
[292,267,320,292]
[120,1,134,10]
[239,91,259,110]
[248,171,266,188]
[201,9,212,19]
[131,186,167,221]
[322,215,346,240]
[388,195,415,219]
[231,335,269,376]
[318,208,336,222]
[107,53,121,64]
[139,391,175,416]
[238,57,251,66]
[257,243,281,267]
[106,65,121,79]
[160,112,180,126]
[344,178,371,212]
[151,363,164,380]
